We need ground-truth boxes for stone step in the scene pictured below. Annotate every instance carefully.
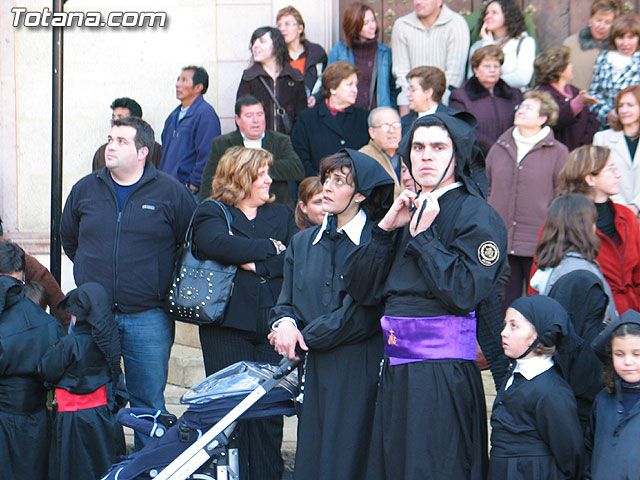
[168,343,206,388]
[175,322,201,349]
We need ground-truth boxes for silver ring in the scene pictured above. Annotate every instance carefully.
[280,351,287,356]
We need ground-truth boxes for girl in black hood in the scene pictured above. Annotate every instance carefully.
[269,148,393,480]
[38,282,122,480]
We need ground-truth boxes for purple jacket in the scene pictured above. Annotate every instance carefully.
[536,84,600,151]
[449,77,521,155]
[160,95,221,189]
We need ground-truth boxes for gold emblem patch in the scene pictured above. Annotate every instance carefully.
[478,241,500,266]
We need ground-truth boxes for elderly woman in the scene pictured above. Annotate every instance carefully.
[468,0,536,89]
[534,46,600,151]
[291,61,370,176]
[563,0,622,91]
[237,26,307,134]
[486,90,568,313]
[192,147,297,480]
[276,5,327,107]
[589,13,640,127]
[594,84,640,215]
[450,45,522,155]
[328,2,393,109]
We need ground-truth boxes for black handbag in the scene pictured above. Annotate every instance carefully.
[167,200,237,325]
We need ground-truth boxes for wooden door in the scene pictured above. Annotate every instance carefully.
[337,0,639,51]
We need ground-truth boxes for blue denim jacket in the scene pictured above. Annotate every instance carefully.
[328,41,394,108]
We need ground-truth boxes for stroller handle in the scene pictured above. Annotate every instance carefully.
[273,355,301,380]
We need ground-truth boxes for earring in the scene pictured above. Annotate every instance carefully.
[355,199,359,203]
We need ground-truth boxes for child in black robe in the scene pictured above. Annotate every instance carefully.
[489,295,583,480]
[587,310,640,479]
[38,282,122,480]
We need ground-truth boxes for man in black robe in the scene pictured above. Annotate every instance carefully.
[344,112,508,479]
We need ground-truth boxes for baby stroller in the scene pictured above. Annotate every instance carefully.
[102,357,299,480]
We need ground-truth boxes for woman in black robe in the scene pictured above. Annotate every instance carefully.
[489,295,583,479]
[38,282,122,480]
[269,148,394,480]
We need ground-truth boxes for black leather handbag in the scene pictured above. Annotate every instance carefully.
[167,200,237,325]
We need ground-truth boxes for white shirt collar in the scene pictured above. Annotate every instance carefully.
[241,131,265,149]
[417,104,439,117]
[312,209,367,246]
[505,355,554,391]
[429,181,463,199]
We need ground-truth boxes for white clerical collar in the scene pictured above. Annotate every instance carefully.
[505,355,554,390]
[312,209,367,246]
[241,132,265,150]
[428,181,463,199]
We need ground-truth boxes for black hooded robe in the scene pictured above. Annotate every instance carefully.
[38,283,122,480]
[272,222,383,480]
[0,276,66,480]
[344,186,508,480]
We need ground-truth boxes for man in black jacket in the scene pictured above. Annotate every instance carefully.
[61,116,196,449]
[199,95,304,206]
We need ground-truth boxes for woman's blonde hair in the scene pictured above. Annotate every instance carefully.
[209,146,274,205]
[557,145,611,197]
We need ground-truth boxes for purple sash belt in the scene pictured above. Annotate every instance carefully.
[381,313,477,366]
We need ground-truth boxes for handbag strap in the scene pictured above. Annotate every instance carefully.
[184,199,233,248]
[259,76,284,113]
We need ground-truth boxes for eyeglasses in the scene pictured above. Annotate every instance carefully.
[277,22,299,28]
[478,63,501,71]
[372,122,401,132]
[515,104,539,112]
[407,86,423,94]
[597,165,619,175]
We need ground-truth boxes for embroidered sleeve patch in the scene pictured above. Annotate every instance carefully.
[478,241,500,266]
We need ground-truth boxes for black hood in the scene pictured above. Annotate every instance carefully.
[592,309,640,362]
[510,295,582,353]
[58,282,121,385]
[0,275,23,316]
[398,111,488,198]
[341,148,395,215]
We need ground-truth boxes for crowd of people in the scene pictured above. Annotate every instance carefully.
[3,0,640,479]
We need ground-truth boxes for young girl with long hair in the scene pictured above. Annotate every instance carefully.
[588,311,640,478]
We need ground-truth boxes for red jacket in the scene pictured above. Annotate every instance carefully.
[529,201,640,314]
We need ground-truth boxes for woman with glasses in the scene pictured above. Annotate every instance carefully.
[594,84,640,216]
[450,45,522,155]
[534,46,600,151]
[486,90,568,313]
[328,2,394,109]
[237,26,307,135]
[400,66,457,137]
[276,6,327,108]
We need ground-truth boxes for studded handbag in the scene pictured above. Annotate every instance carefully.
[167,200,237,325]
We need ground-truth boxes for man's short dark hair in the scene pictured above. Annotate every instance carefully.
[0,240,25,274]
[110,97,143,118]
[182,65,209,94]
[235,95,264,116]
[112,117,155,158]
